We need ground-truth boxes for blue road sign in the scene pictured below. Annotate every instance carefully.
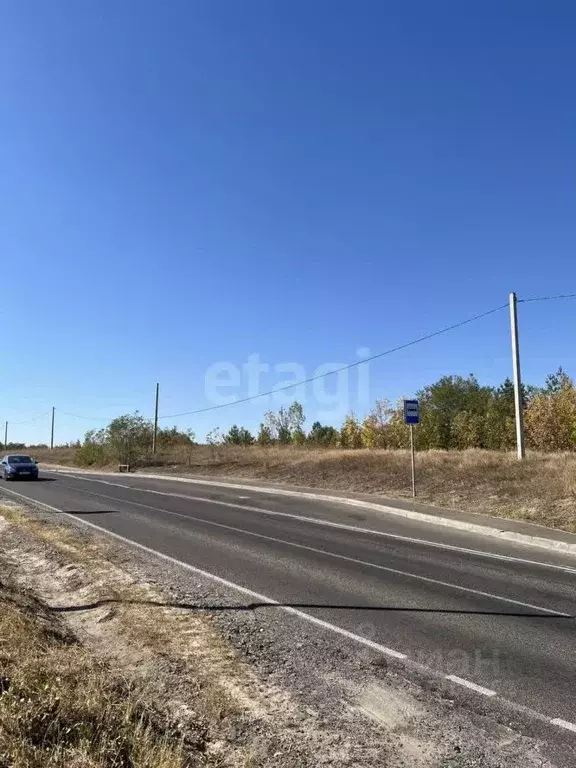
[403,399,420,425]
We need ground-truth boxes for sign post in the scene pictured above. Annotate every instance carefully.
[403,400,419,498]
[409,423,416,497]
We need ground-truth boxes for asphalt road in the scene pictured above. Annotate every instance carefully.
[3,469,576,744]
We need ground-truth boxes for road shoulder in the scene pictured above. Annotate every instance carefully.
[0,495,569,768]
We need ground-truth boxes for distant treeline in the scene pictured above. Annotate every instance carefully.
[69,368,576,466]
[214,367,576,452]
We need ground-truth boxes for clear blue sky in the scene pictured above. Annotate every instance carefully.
[1,0,575,444]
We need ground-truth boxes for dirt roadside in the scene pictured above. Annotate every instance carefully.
[0,498,565,767]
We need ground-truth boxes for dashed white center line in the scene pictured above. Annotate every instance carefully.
[445,675,497,697]
[38,480,573,618]
[0,484,409,665]
[6,482,576,743]
[550,718,576,733]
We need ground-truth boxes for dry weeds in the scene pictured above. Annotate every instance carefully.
[0,504,561,768]
[0,506,311,767]
[0,579,186,768]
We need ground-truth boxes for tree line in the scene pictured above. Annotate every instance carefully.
[72,367,576,465]
[213,367,576,452]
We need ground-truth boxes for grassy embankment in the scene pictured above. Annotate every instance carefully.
[33,445,576,533]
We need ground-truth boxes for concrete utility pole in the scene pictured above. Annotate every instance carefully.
[152,383,159,454]
[50,407,55,450]
[509,292,526,460]
[4,421,7,451]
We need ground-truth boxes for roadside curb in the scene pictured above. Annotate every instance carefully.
[44,466,576,558]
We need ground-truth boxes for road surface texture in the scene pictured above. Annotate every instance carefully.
[2,469,575,765]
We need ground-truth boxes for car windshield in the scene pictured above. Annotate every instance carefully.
[8,455,34,464]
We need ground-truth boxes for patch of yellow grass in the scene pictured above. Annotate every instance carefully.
[0,581,186,768]
[0,507,276,756]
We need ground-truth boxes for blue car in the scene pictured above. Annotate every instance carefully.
[2,454,39,480]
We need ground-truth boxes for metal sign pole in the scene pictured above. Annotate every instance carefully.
[410,424,416,498]
[403,399,419,498]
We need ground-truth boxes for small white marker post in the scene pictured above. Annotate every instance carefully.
[403,400,419,498]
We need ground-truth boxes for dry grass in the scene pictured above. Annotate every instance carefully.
[0,505,299,767]
[0,509,243,723]
[0,580,186,768]
[36,445,576,533]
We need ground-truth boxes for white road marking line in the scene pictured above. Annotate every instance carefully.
[550,718,576,733]
[7,484,576,738]
[49,466,576,560]
[0,486,407,661]
[52,471,576,575]
[51,482,573,618]
[445,675,497,697]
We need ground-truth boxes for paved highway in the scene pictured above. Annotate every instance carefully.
[2,469,576,742]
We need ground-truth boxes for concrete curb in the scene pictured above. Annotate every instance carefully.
[44,465,576,558]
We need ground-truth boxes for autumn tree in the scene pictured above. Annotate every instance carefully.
[525,369,576,451]
[257,423,273,445]
[339,413,363,448]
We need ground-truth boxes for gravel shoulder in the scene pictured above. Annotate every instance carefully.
[0,496,570,768]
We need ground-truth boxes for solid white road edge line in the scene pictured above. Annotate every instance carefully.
[445,675,497,697]
[0,485,405,661]
[47,466,576,557]
[3,484,576,738]
[53,481,573,618]
[53,471,576,575]
[550,719,576,733]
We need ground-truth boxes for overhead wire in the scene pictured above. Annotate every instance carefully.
[59,410,111,423]
[158,302,509,420]
[9,411,51,425]
[15,295,570,426]
[519,293,576,303]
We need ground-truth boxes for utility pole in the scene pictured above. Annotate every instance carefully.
[4,421,7,451]
[509,292,526,460]
[152,383,159,454]
[50,407,55,450]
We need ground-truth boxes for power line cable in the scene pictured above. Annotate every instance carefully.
[159,302,509,420]
[519,293,576,303]
[7,297,573,426]
[9,411,50,425]
[59,410,110,423]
